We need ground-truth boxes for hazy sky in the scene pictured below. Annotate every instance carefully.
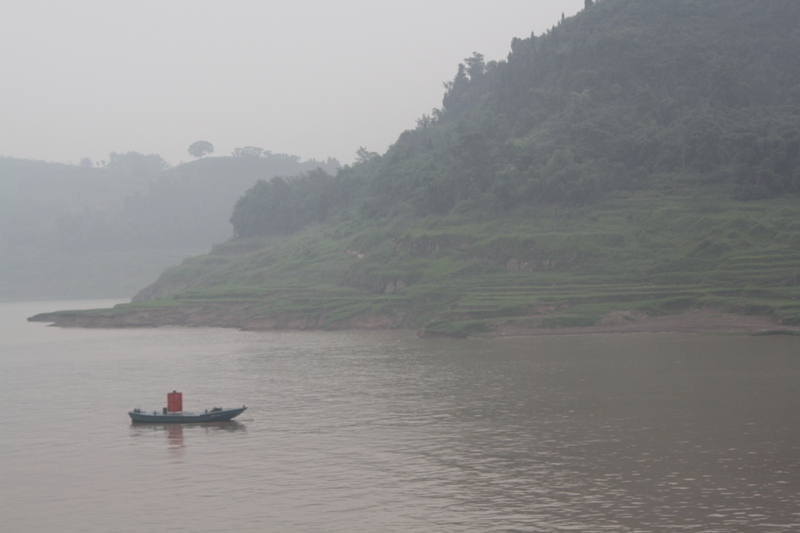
[2,0,584,166]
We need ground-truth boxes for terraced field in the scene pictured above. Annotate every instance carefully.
[32,188,800,337]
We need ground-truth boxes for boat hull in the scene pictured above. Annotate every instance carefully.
[129,406,247,423]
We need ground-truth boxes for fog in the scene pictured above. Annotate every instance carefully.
[1,0,583,166]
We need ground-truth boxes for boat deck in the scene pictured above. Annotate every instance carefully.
[129,406,247,423]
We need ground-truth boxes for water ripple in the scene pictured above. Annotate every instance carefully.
[1,301,799,531]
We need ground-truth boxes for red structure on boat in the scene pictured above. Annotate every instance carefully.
[129,391,247,423]
[167,391,183,412]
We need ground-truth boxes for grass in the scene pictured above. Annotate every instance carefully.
[54,187,800,336]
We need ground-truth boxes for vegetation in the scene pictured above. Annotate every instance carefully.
[188,141,214,159]
[228,0,800,241]
[122,187,800,335]
[33,0,800,333]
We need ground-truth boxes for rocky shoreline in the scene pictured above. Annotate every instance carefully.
[489,310,800,337]
[27,303,409,331]
[28,305,800,337]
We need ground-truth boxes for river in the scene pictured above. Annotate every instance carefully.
[1,300,799,532]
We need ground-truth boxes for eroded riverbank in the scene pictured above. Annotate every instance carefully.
[28,304,800,337]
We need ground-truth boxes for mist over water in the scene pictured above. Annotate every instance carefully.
[2,301,799,532]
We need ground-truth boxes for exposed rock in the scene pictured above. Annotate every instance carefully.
[596,310,644,326]
[505,258,558,272]
[383,280,406,294]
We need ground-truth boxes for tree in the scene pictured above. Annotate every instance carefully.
[106,151,169,179]
[585,0,593,9]
[355,147,379,164]
[464,52,485,81]
[232,146,267,158]
[188,140,214,159]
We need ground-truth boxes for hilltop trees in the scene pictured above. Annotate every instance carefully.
[228,0,800,239]
[230,169,338,238]
[188,141,214,159]
[232,146,266,158]
[105,151,170,184]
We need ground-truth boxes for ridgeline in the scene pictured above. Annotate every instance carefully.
[1,150,338,299]
[32,0,800,336]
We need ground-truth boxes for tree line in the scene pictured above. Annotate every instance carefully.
[229,0,800,239]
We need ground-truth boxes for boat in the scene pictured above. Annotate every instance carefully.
[129,406,247,423]
[129,391,247,423]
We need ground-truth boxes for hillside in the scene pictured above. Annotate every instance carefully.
[31,0,800,334]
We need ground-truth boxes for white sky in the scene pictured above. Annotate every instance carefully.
[1,0,584,166]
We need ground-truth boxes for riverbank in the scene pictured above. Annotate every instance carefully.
[27,302,409,331]
[488,309,800,337]
[28,305,800,337]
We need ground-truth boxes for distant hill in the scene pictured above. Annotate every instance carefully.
[52,154,339,251]
[0,151,339,299]
[33,0,800,334]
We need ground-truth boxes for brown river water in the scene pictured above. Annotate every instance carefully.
[1,300,799,532]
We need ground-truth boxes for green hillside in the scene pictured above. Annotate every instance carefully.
[41,0,800,334]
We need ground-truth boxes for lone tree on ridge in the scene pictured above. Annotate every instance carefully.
[188,140,214,159]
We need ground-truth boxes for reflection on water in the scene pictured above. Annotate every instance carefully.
[129,422,247,457]
[1,301,799,532]
[129,421,247,441]
[167,424,184,450]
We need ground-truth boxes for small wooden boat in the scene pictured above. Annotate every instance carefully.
[129,406,247,423]
[129,391,247,423]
